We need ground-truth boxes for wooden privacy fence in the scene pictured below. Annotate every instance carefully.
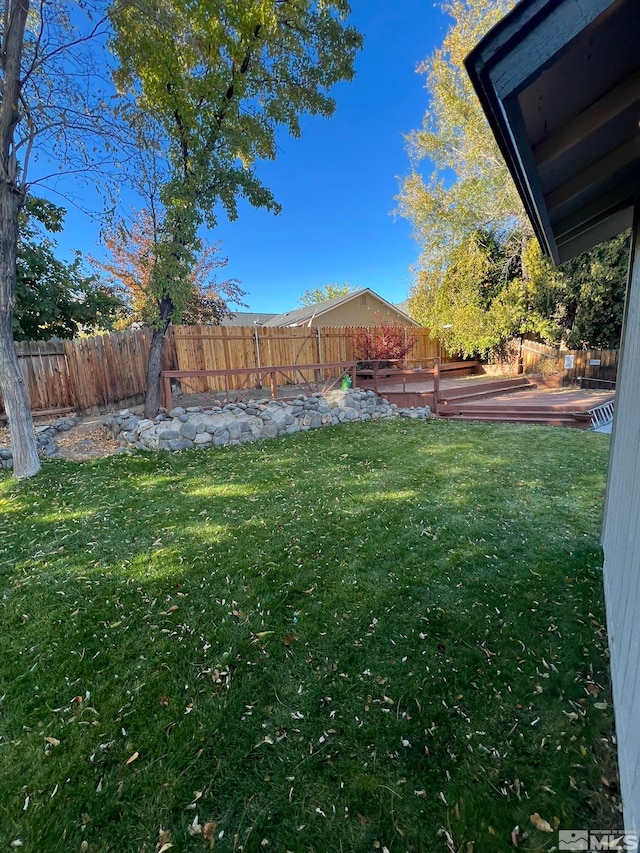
[0,324,439,416]
[0,329,177,417]
[6,328,617,417]
[520,340,619,385]
[171,325,440,394]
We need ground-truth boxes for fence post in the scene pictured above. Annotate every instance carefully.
[517,338,524,374]
[254,325,262,388]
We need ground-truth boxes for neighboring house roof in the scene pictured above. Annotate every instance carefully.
[264,288,419,327]
[221,311,277,326]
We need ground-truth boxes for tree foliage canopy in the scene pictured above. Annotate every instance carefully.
[399,0,524,258]
[560,232,629,350]
[108,0,362,318]
[542,231,630,350]
[397,0,543,357]
[298,283,356,306]
[0,0,361,470]
[107,0,362,415]
[399,0,629,355]
[14,199,122,341]
[91,209,246,329]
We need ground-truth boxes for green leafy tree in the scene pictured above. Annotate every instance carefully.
[559,231,630,349]
[408,229,557,358]
[398,0,526,257]
[15,199,122,341]
[520,231,630,350]
[397,0,547,357]
[0,1,360,475]
[109,1,363,417]
[399,0,629,358]
[298,283,356,306]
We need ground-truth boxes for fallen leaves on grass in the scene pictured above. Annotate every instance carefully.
[252,631,273,641]
[203,822,218,847]
[185,791,203,810]
[530,813,553,833]
[187,815,202,836]
[156,828,173,851]
[0,420,619,850]
[185,815,219,848]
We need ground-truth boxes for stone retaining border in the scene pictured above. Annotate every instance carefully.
[0,391,431,469]
[0,415,81,470]
[105,390,431,453]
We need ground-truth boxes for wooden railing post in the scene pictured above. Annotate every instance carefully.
[162,372,173,411]
[433,356,441,414]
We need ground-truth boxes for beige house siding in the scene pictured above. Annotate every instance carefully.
[308,293,415,327]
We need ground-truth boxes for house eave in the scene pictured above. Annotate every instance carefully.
[465,0,640,263]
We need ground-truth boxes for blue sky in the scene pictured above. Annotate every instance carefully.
[53,1,451,315]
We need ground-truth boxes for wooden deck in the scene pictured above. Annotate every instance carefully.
[375,374,615,428]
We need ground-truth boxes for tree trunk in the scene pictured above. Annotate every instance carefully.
[143,296,173,418]
[0,182,39,479]
[0,0,39,477]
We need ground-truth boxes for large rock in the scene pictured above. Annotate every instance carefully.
[179,421,197,440]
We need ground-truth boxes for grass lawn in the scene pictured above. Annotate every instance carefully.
[0,419,618,852]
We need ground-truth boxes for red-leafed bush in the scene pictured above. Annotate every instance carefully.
[353,314,418,369]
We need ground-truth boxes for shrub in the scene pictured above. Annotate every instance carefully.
[353,314,418,369]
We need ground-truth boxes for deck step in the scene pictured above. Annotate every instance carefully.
[440,408,589,418]
[439,410,590,427]
[438,377,536,403]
